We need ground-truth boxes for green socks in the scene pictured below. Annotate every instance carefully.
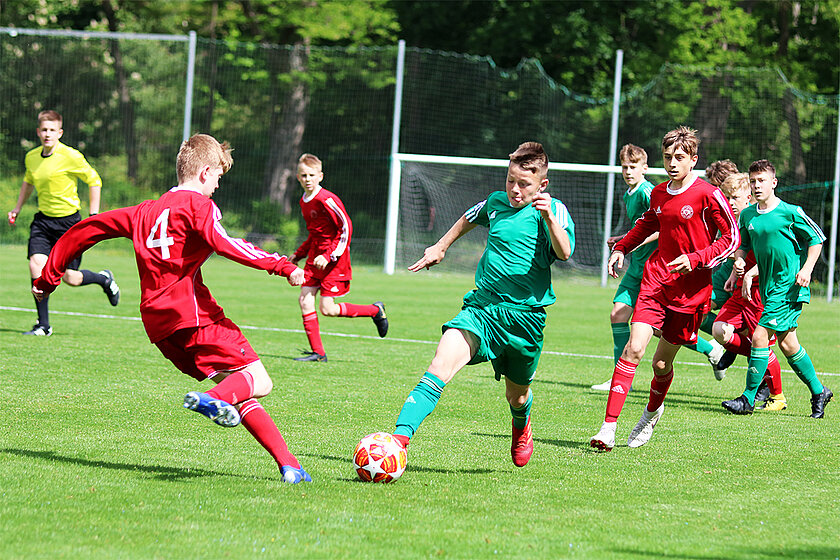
[788,346,823,395]
[611,323,630,364]
[744,347,770,404]
[700,311,716,336]
[685,336,714,356]
[510,389,533,429]
[395,372,446,438]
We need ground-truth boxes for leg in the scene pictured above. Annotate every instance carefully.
[722,325,773,414]
[298,286,326,359]
[63,268,121,306]
[592,302,633,390]
[506,378,533,467]
[626,338,678,448]
[26,253,51,334]
[777,329,832,417]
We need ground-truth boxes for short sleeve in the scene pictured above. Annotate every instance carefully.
[792,206,826,246]
[464,198,489,226]
[548,198,576,256]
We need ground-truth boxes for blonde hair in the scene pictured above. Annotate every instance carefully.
[662,126,699,157]
[719,173,749,198]
[509,142,548,178]
[176,134,233,183]
[619,144,648,165]
[298,153,323,172]
[37,110,63,127]
[705,159,739,187]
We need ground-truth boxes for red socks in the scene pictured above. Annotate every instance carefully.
[239,399,300,469]
[723,331,752,356]
[207,370,254,405]
[766,352,783,394]
[605,358,637,422]
[647,368,674,412]
[302,312,326,355]
[338,302,378,318]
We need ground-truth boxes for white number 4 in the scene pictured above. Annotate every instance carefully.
[146,208,175,259]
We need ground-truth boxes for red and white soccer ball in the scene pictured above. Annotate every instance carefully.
[353,432,407,483]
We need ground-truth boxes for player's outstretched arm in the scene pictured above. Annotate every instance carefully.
[533,192,572,260]
[8,181,34,225]
[408,215,475,272]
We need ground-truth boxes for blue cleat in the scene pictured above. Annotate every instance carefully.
[281,465,312,483]
[183,391,241,427]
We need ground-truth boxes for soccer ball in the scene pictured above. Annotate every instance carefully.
[353,432,407,483]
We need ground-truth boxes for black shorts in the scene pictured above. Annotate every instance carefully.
[28,211,82,270]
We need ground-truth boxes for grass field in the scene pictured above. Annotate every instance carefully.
[1,244,838,559]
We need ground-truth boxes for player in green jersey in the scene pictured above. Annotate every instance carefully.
[389,142,575,469]
[722,160,831,418]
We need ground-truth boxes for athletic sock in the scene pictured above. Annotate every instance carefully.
[394,372,446,439]
[302,312,326,355]
[206,370,255,405]
[79,269,107,287]
[239,399,300,469]
[605,358,637,422]
[766,352,783,395]
[31,278,49,327]
[510,389,533,430]
[610,323,631,364]
[723,331,752,356]
[647,368,673,412]
[700,311,716,335]
[338,302,379,318]
[686,336,714,356]
[787,346,823,395]
[744,347,770,404]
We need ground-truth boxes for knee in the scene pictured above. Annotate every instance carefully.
[711,322,728,344]
[319,301,339,317]
[251,373,273,398]
[652,359,671,376]
[621,342,645,362]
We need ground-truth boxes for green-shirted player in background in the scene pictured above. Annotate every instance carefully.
[722,159,831,418]
[388,142,575,469]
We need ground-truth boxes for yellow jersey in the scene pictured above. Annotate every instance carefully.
[24,142,102,217]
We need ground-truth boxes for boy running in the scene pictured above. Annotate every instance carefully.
[722,160,831,417]
[390,142,574,469]
[32,134,312,483]
[291,153,388,362]
[590,126,739,451]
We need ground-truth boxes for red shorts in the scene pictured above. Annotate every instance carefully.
[716,292,776,344]
[154,317,259,381]
[303,268,350,297]
[632,292,704,346]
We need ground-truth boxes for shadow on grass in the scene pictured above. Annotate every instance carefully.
[609,544,840,559]
[472,431,589,451]
[1,448,274,482]
[308,453,495,476]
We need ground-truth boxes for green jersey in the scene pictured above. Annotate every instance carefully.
[622,180,656,279]
[464,190,575,309]
[738,199,825,305]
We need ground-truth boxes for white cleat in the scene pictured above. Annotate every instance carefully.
[627,404,664,448]
[589,421,617,452]
[706,340,727,380]
[591,379,633,392]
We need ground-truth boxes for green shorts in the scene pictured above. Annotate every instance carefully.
[613,271,642,307]
[443,291,546,386]
[711,260,734,308]
[758,299,802,332]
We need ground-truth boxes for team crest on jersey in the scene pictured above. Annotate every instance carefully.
[310,210,319,219]
[680,205,694,219]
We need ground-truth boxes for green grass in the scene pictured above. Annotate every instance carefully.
[1,244,838,559]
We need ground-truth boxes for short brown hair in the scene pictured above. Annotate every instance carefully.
[619,144,648,165]
[176,134,233,183]
[719,173,749,198]
[298,153,322,172]
[662,126,699,157]
[509,142,548,178]
[37,110,62,127]
[748,159,776,177]
[705,159,739,187]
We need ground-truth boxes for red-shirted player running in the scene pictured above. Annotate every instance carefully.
[590,126,739,451]
[32,134,312,483]
[291,154,388,362]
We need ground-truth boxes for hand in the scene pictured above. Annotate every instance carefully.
[733,257,746,277]
[287,267,305,286]
[606,235,621,250]
[7,211,17,226]
[723,274,737,293]
[607,251,624,279]
[741,274,753,302]
[409,244,445,272]
[313,254,329,270]
[531,192,553,218]
[32,284,45,301]
[795,268,812,287]
[667,254,693,274]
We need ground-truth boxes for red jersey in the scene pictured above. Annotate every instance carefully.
[614,177,739,313]
[34,186,298,342]
[293,187,352,280]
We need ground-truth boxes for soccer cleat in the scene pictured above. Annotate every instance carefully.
[23,324,52,336]
[591,379,632,392]
[716,349,738,371]
[183,391,241,427]
[589,421,616,452]
[722,394,754,415]
[706,340,728,380]
[281,465,313,483]
[809,386,833,419]
[627,404,664,448]
[511,418,534,467]
[757,393,787,411]
[294,351,328,362]
[99,269,120,306]
[372,302,389,338]
[754,380,770,405]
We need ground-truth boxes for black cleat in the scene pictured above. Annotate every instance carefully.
[716,349,738,371]
[100,269,120,306]
[372,301,388,338]
[294,351,327,362]
[722,394,754,415]
[754,380,770,405]
[810,386,833,418]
